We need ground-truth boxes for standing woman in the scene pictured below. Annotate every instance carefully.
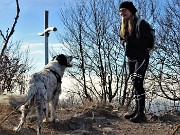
[119,1,152,123]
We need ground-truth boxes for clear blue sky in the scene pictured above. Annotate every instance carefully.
[0,0,75,73]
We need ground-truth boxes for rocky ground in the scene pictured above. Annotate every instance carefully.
[0,103,179,135]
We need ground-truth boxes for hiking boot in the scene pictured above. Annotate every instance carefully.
[124,96,138,119]
[124,110,137,119]
[130,112,147,123]
[130,93,147,123]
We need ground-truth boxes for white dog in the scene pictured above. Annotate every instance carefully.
[10,54,72,135]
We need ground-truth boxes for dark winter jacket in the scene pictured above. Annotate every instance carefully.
[121,18,151,60]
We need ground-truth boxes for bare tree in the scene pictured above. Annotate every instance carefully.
[0,0,20,58]
[0,42,32,93]
[58,0,125,103]
[0,0,33,94]
[149,0,180,101]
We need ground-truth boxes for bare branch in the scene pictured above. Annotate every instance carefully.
[0,0,20,57]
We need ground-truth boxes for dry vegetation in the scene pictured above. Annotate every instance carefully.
[0,103,179,135]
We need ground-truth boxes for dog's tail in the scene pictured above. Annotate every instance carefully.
[8,95,28,107]
[3,92,35,108]
[9,82,38,107]
[0,94,28,107]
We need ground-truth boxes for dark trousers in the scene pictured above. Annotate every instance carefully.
[128,56,149,112]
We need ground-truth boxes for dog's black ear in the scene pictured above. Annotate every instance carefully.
[56,54,67,66]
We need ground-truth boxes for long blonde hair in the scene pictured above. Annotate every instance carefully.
[120,15,136,40]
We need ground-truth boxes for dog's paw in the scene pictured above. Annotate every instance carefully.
[13,127,20,132]
[43,118,49,123]
[54,118,60,122]
[43,117,59,123]
[48,118,55,123]
[48,117,59,123]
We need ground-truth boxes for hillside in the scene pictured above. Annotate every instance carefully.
[0,104,179,135]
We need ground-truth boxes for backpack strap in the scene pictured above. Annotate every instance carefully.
[136,18,143,39]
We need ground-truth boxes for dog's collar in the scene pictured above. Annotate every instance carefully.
[45,68,62,83]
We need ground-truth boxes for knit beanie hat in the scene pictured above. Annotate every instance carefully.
[119,1,137,15]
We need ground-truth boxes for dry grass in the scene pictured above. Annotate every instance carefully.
[0,103,179,135]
